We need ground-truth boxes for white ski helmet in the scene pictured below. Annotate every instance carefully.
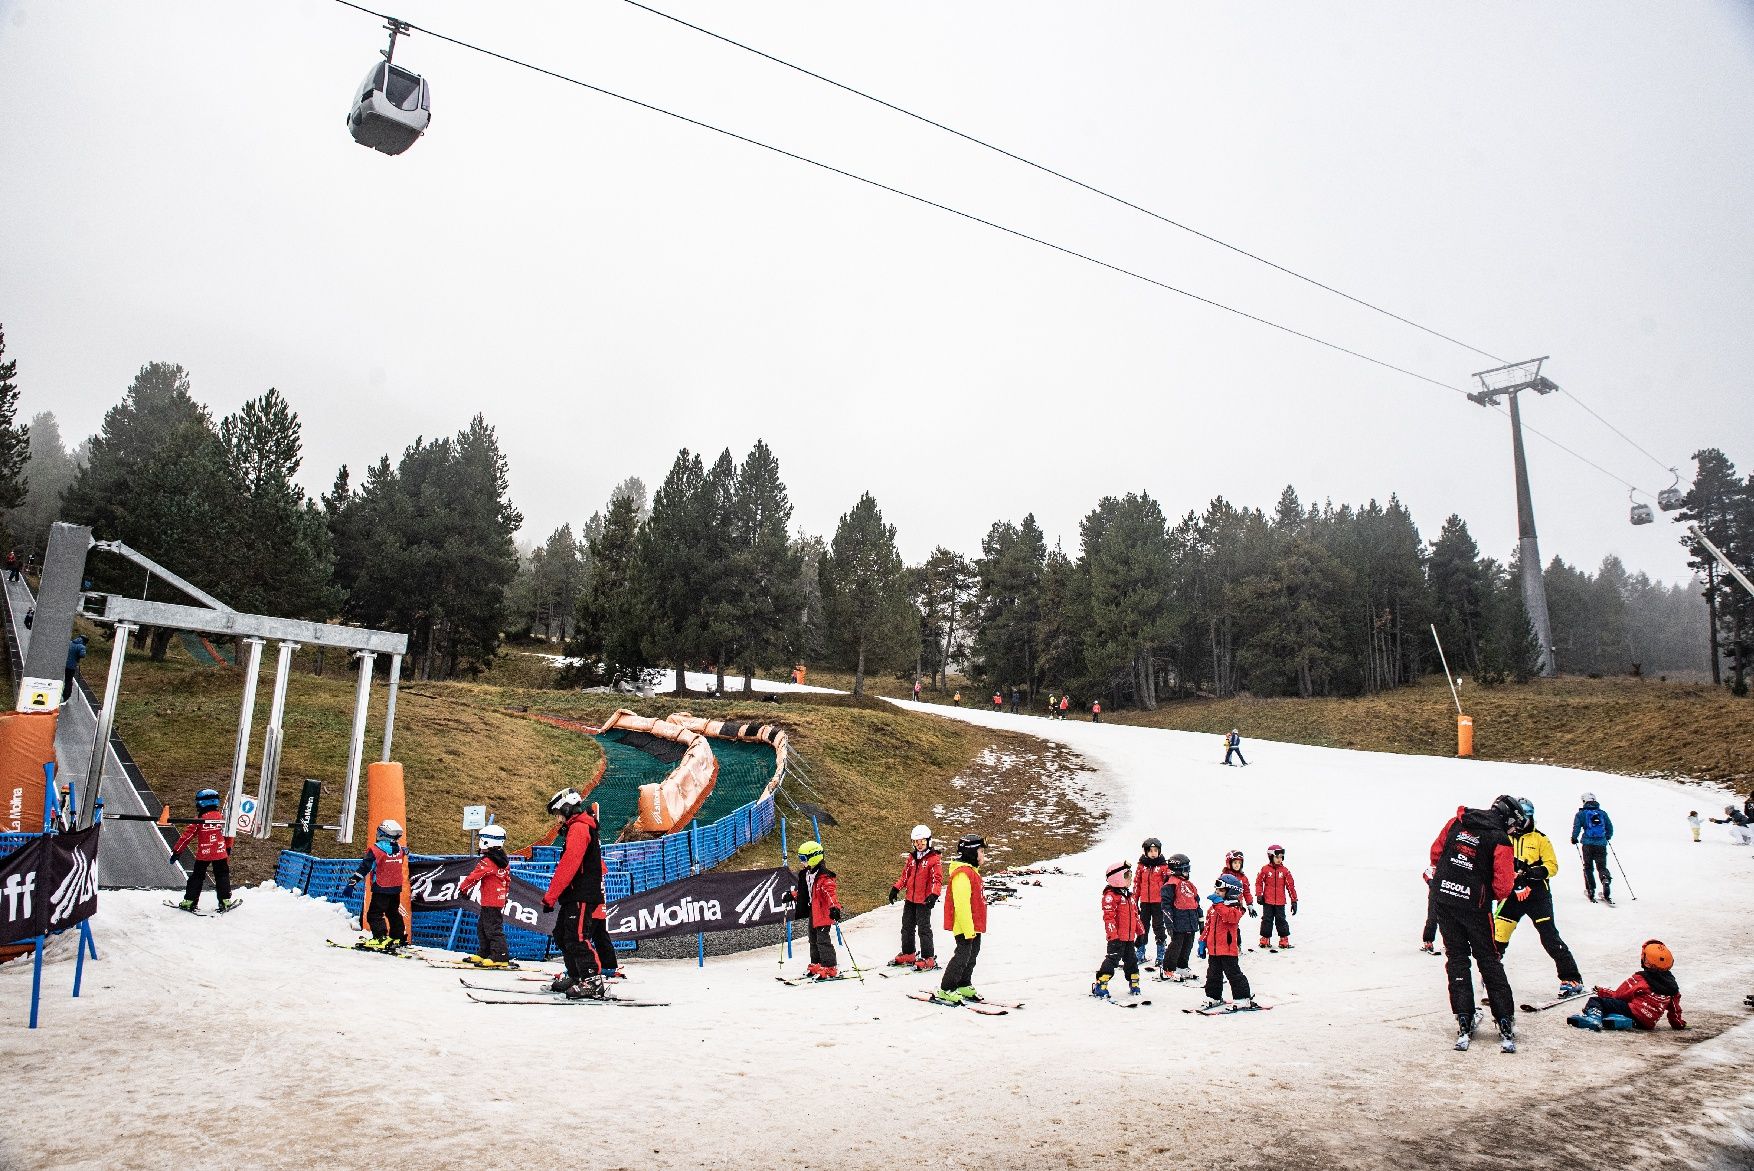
[1580,792,1597,804]
[910,824,932,842]
[377,819,403,840]
[547,787,583,816]
[478,824,507,851]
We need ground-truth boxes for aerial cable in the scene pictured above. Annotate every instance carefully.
[620,0,1509,365]
[1556,387,1681,481]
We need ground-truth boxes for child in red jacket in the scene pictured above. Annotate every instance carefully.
[171,788,240,913]
[1092,860,1143,999]
[783,840,843,980]
[1160,852,1203,982]
[1256,844,1298,950]
[459,824,514,968]
[1218,849,1257,913]
[1568,940,1687,1032]
[1133,838,1170,969]
[1200,873,1259,1010]
[888,824,943,971]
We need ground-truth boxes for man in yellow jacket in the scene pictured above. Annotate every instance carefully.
[1494,797,1585,1001]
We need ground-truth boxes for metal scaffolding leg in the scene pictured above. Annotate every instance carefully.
[254,642,298,839]
[223,639,266,837]
[337,651,376,844]
[80,622,135,830]
[380,652,402,762]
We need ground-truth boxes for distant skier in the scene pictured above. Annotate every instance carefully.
[1255,844,1297,951]
[1571,792,1615,903]
[1223,729,1247,766]
[1092,860,1143,999]
[459,824,513,968]
[888,824,942,972]
[1217,850,1256,918]
[1010,688,1021,714]
[1199,873,1259,1011]
[933,834,987,1006]
[1132,838,1169,968]
[541,788,613,998]
[62,635,87,705]
[1090,700,1102,723]
[783,839,843,980]
[1688,810,1702,843]
[170,788,239,913]
[912,679,922,702]
[992,692,1003,714]
[4,550,18,581]
[1492,798,1584,1001]
[1567,940,1686,1033]
[1161,852,1203,982]
[343,818,408,952]
[1058,695,1071,720]
[1429,795,1522,1052]
[1710,805,1753,846]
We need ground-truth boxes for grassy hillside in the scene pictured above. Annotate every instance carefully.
[1104,675,1753,791]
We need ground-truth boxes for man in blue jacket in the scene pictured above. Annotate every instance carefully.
[1571,792,1614,905]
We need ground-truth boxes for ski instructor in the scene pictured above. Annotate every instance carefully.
[1428,794,1524,1052]
[542,787,612,1001]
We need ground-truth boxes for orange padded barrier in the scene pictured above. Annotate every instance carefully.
[0,710,57,834]
[364,761,411,939]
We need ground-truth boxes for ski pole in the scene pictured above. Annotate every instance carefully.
[1608,844,1637,901]
[837,920,866,984]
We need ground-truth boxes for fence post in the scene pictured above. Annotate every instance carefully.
[446,908,466,952]
[780,816,791,959]
[691,824,704,968]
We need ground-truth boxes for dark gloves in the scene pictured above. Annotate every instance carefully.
[1247,906,1258,919]
[925,894,938,911]
[829,907,842,922]
[343,876,359,892]
[541,899,554,912]
[888,888,899,905]
[1290,901,1298,916]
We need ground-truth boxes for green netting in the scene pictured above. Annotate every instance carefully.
[696,738,777,823]
[590,731,777,837]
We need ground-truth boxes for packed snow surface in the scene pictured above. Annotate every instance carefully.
[3,705,1751,1170]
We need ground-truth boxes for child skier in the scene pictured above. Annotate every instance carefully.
[171,788,240,913]
[992,692,1003,713]
[1058,694,1071,719]
[1567,940,1687,1032]
[934,834,988,1005]
[783,840,843,980]
[1133,838,1169,968]
[1688,810,1702,843]
[1256,844,1298,950]
[1222,728,1247,766]
[459,824,513,968]
[1200,873,1258,1010]
[1092,860,1143,999]
[1161,852,1203,982]
[343,818,408,951]
[888,824,942,971]
[1091,700,1102,723]
[1217,850,1257,919]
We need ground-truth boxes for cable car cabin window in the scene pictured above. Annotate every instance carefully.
[385,67,422,111]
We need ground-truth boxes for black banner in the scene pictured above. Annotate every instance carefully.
[603,866,793,942]
[408,858,556,935]
[289,779,322,854]
[0,825,102,946]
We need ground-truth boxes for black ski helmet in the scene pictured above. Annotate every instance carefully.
[956,834,985,864]
[1141,837,1162,856]
[1491,794,1528,834]
[1166,852,1191,876]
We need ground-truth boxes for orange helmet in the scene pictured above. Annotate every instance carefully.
[1640,939,1673,972]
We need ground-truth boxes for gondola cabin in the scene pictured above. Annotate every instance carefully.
[1630,502,1654,526]
[1657,486,1684,512]
[347,61,430,155]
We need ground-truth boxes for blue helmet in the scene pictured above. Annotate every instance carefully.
[194,788,221,812]
[1216,872,1245,902]
[1516,797,1535,829]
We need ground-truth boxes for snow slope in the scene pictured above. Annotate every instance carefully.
[3,706,1751,1171]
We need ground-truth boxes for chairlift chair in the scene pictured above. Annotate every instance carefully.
[346,19,430,156]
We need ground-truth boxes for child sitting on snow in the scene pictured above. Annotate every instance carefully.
[1567,939,1686,1032]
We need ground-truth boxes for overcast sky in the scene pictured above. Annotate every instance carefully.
[2,1,1749,584]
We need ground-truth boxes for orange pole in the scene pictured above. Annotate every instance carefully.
[364,761,410,939]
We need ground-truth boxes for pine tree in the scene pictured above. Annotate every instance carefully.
[10,410,78,558]
[571,490,646,686]
[969,515,1046,692]
[820,493,916,695]
[0,326,28,515]
[728,440,803,689]
[216,388,336,619]
[1427,515,1493,676]
[1080,492,1175,709]
[1678,449,1744,689]
[636,450,710,693]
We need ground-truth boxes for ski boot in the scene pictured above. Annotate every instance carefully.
[1177,968,1199,983]
[462,954,485,966]
[176,899,198,913]
[805,963,824,979]
[889,953,916,968]
[1454,1010,1479,1051]
[913,957,938,972]
[1602,893,1616,907]
[217,899,242,914]
[1199,998,1227,1012]
[477,958,511,970]
[818,967,839,980]
[1127,973,1142,997]
[1278,939,1293,950]
[1236,998,1262,1011]
[1586,890,1596,903]
[1567,1008,1604,1031]
[565,975,608,1000]
[1558,980,1584,1000]
[1154,945,1168,970]
[1091,976,1112,1000]
[1259,938,1271,951]
[601,968,623,981]
[954,986,981,1003]
[357,937,385,952]
[1134,946,1147,967]
[1601,1014,1639,1030]
[382,939,403,955]
[931,988,964,1007]
[1497,1017,1517,1054]
[549,973,576,994]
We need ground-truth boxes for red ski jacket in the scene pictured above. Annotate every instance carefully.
[892,849,943,904]
[1202,901,1244,957]
[355,842,406,890]
[1102,886,1144,942]
[172,809,232,863]
[943,861,987,936]
[1600,971,1686,1030]
[1169,876,1201,912]
[1256,862,1298,906]
[791,866,841,928]
[1216,867,1253,906]
[460,854,510,909]
[545,809,605,907]
[1133,858,1169,904]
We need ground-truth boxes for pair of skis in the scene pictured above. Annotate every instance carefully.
[163,898,242,917]
[906,991,1022,1016]
[459,977,667,1008]
[1184,1001,1272,1016]
[324,937,422,959]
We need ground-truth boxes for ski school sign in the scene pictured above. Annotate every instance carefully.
[603,866,792,942]
[408,859,556,934]
[0,825,101,947]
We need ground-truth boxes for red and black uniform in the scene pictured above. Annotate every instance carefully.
[1255,861,1298,946]
[1428,806,1517,1021]
[1132,854,1170,962]
[351,838,408,943]
[544,807,615,980]
[790,864,842,972]
[1201,898,1251,1001]
[1583,969,1686,1030]
[892,848,942,961]
[172,809,234,908]
[1097,884,1144,985]
[1166,874,1203,972]
[460,846,512,963]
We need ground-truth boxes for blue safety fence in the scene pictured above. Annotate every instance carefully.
[274,787,779,962]
[0,832,37,859]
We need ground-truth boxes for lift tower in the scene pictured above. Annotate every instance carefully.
[1468,357,1560,677]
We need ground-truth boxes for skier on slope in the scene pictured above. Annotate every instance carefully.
[1493,798,1585,1001]
[888,824,942,972]
[1566,940,1686,1033]
[1092,860,1144,999]
[1198,873,1260,1011]
[1217,850,1257,918]
[1429,795,1523,1052]
[459,824,514,968]
[344,818,409,951]
[933,834,988,1006]
[1256,845,1298,951]
[541,788,613,999]
[1571,793,1616,904]
[170,788,240,913]
[1159,852,1203,983]
[782,839,843,980]
[1133,838,1170,969]
[1222,728,1248,766]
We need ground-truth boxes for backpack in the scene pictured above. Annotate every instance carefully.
[1583,809,1605,838]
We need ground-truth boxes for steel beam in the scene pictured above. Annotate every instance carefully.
[91,595,406,655]
[91,541,234,612]
[380,652,402,762]
[224,639,266,837]
[338,652,376,844]
[254,642,299,839]
[79,622,135,830]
